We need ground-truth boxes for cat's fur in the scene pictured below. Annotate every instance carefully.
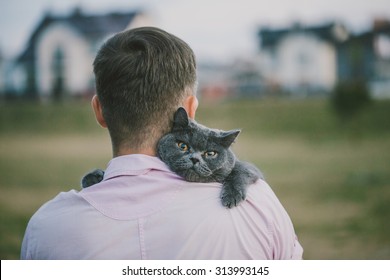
[81,107,263,208]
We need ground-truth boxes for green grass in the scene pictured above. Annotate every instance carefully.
[0,98,389,259]
[0,101,102,135]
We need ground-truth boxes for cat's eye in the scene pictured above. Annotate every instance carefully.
[204,151,217,157]
[177,142,189,152]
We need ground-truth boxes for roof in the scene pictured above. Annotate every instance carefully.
[258,22,349,48]
[18,8,139,62]
[64,9,138,40]
[336,20,390,47]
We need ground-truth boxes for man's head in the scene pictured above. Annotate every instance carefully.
[92,27,198,156]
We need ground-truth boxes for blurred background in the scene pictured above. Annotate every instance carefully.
[0,0,389,259]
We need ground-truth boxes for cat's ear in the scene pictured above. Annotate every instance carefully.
[172,107,189,132]
[219,129,241,148]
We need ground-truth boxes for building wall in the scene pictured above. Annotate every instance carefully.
[35,22,94,96]
[6,63,27,94]
[261,34,337,92]
[0,54,4,94]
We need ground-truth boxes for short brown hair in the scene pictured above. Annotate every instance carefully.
[93,27,197,152]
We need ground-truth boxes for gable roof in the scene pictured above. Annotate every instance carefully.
[18,9,139,62]
[258,22,349,48]
[65,9,138,40]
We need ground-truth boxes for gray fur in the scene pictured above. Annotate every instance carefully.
[81,169,104,189]
[81,107,263,208]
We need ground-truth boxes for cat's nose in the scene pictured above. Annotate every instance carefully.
[190,157,199,164]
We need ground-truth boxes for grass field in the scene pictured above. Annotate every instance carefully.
[1,98,389,259]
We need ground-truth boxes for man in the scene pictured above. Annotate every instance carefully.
[21,27,303,259]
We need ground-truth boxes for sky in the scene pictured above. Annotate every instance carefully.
[1,0,390,63]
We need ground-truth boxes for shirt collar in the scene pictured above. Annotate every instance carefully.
[103,154,173,181]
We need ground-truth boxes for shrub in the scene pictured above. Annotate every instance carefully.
[330,80,371,120]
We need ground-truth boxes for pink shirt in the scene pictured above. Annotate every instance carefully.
[21,154,303,259]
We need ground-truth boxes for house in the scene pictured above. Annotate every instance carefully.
[228,58,265,98]
[344,19,390,99]
[0,49,4,94]
[371,21,390,99]
[10,8,152,99]
[258,22,349,96]
[197,59,264,102]
[197,62,232,102]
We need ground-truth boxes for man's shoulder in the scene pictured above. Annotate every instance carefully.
[242,179,293,225]
[29,189,87,223]
[245,179,283,207]
[243,179,303,259]
[21,189,99,259]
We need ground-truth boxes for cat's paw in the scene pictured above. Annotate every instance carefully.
[81,169,105,188]
[220,187,246,208]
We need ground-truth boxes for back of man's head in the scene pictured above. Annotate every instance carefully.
[93,27,197,154]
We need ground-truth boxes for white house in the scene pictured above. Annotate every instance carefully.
[258,23,349,95]
[12,8,152,99]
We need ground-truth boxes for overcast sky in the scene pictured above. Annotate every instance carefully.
[1,0,390,62]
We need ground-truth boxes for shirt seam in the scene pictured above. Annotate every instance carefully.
[79,180,184,221]
[266,218,275,259]
[138,217,147,259]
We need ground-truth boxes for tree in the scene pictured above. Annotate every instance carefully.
[330,80,371,120]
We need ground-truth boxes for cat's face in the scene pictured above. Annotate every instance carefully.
[157,108,240,183]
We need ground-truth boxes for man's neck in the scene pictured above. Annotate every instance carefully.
[113,146,156,158]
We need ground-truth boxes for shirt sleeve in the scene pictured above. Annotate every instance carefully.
[20,221,33,260]
[248,179,304,259]
[269,189,304,259]
[269,206,304,259]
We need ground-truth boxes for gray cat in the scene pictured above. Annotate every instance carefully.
[82,107,263,208]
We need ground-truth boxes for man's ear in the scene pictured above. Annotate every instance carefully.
[183,95,198,119]
[91,95,107,128]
